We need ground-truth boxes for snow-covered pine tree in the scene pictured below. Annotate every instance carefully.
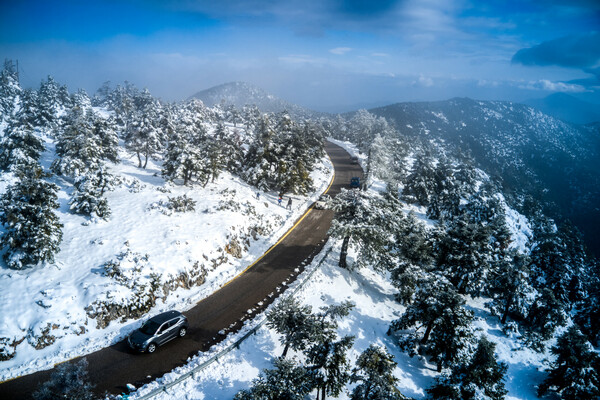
[486,252,532,324]
[234,357,314,400]
[69,168,113,219]
[51,107,103,177]
[402,152,438,206]
[426,336,508,400]
[574,262,600,345]
[267,297,316,358]
[436,213,493,297]
[32,358,94,400]
[305,335,354,400]
[36,75,71,130]
[523,288,567,351]
[329,189,392,270]
[124,88,163,168]
[537,326,600,400]
[0,60,22,122]
[389,275,474,372]
[350,345,409,400]
[0,117,45,171]
[0,166,63,269]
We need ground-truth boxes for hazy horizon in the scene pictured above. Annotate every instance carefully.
[1,0,599,111]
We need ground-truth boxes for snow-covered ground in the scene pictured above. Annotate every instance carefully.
[123,142,547,400]
[0,140,334,381]
[127,241,549,400]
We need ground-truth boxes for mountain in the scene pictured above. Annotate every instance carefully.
[524,93,600,125]
[369,98,600,255]
[188,82,322,119]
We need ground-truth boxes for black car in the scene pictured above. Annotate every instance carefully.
[128,310,188,353]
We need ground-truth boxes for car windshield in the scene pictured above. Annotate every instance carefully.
[140,320,161,335]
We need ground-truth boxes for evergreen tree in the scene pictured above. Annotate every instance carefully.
[234,358,314,400]
[350,345,408,400]
[427,336,508,400]
[51,107,103,177]
[436,213,493,297]
[538,326,600,400]
[486,253,532,324]
[69,167,114,219]
[523,288,567,351]
[305,335,354,400]
[574,263,600,345]
[0,60,22,121]
[36,75,71,129]
[389,276,474,372]
[0,117,45,171]
[32,358,94,400]
[267,297,315,358]
[124,89,163,168]
[0,166,63,269]
[162,117,210,186]
[402,153,438,206]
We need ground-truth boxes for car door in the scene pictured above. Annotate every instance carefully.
[155,321,172,345]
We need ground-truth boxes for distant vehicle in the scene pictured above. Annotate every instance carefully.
[128,310,188,353]
[350,177,360,188]
[314,194,332,210]
[350,156,359,164]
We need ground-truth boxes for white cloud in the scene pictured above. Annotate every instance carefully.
[519,79,587,92]
[329,47,352,55]
[413,74,434,87]
[371,52,390,57]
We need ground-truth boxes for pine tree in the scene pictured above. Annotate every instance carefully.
[574,263,600,345]
[51,107,103,177]
[0,60,22,121]
[538,326,600,400]
[32,358,94,400]
[486,253,532,324]
[350,345,408,400]
[389,276,474,372]
[267,297,316,358]
[427,336,507,400]
[124,89,163,168]
[36,75,71,129]
[305,335,354,400]
[234,358,314,400]
[0,117,45,171]
[436,213,493,297]
[0,166,63,269]
[69,168,113,219]
[523,288,567,351]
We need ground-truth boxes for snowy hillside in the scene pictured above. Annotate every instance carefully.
[188,82,321,119]
[367,98,600,255]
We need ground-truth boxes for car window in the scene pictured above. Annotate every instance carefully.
[140,320,161,335]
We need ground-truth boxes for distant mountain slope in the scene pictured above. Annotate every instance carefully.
[188,82,321,119]
[524,93,600,125]
[370,97,600,254]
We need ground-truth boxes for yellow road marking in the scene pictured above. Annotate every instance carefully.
[219,157,336,291]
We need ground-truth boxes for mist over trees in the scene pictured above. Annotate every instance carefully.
[0,62,325,270]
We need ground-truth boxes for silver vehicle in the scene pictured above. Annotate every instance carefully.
[128,310,188,353]
[314,194,332,210]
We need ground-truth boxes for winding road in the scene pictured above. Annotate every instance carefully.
[0,140,363,399]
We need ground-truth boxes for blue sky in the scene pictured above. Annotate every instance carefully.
[1,0,599,111]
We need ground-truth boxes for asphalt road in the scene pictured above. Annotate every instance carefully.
[0,140,363,399]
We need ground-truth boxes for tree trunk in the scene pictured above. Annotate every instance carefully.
[421,323,433,344]
[501,296,512,324]
[281,343,290,358]
[339,236,350,269]
[136,151,142,168]
[321,386,326,400]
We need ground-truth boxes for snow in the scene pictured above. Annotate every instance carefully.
[126,240,550,400]
[0,142,334,381]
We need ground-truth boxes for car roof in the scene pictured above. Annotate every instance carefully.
[149,310,182,324]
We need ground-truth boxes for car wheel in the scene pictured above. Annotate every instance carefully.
[179,327,187,337]
[147,343,157,353]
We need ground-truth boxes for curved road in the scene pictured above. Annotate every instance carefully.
[0,141,363,399]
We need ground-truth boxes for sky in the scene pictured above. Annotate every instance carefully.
[0,0,599,111]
